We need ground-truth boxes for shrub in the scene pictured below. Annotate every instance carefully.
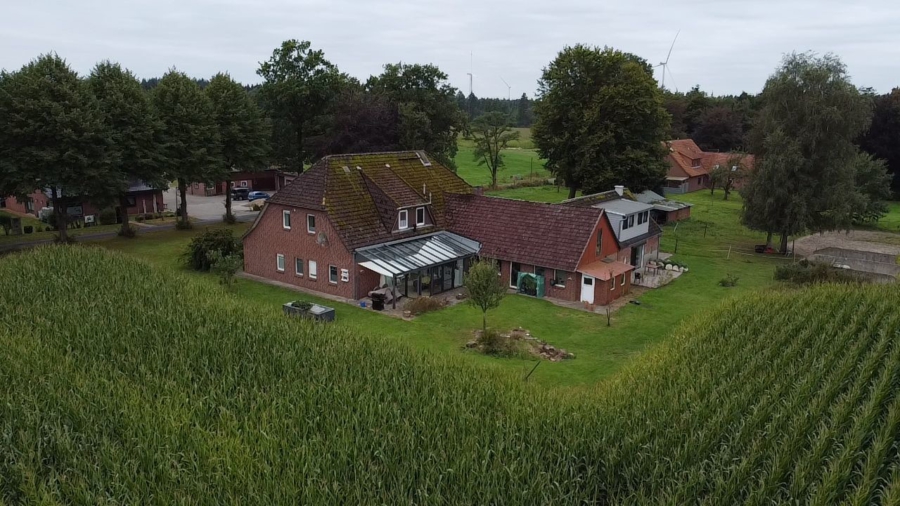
[175,219,194,230]
[476,329,527,358]
[403,296,444,315]
[0,215,12,235]
[223,213,237,225]
[35,225,43,233]
[290,300,313,312]
[23,225,33,234]
[184,228,242,271]
[207,250,242,288]
[775,259,862,285]
[98,208,118,226]
[118,225,137,238]
[718,273,739,287]
[135,215,145,223]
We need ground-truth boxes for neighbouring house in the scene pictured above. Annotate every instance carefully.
[188,169,294,196]
[445,193,629,306]
[634,189,692,224]
[3,181,166,220]
[242,150,642,307]
[663,139,754,194]
[562,186,663,287]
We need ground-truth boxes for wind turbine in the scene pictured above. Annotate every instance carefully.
[500,76,511,101]
[656,31,680,92]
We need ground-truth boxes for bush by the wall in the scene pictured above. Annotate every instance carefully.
[403,296,445,315]
[184,228,242,271]
[98,208,117,225]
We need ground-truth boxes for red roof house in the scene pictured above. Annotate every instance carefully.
[242,151,638,307]
[663,139,754,194]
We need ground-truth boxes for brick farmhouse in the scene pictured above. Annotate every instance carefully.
[663,139,755,195]
[243,151,662,307]
[188,169,294,196]
[3,181,165,220]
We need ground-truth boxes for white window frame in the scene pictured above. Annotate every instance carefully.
[620,273,626,286]
[276,254,285,272]
[398,209,409,230]
[340,268,349,282]
[415,207,425,226]
[295,258,304,277]
[553,269,568,288]
[307,214,316,234]
[282,209,291,229]
[239,180,248,188]
[309,260,317,280]
[628,215,635,227]
[328,265,338,284]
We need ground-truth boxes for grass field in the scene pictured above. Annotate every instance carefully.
[3,247,900,502]
[453,146,550,187]
[485,185,573,202]
[91,187,787,388]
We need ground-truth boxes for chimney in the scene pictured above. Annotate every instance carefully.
[614,185,624,196]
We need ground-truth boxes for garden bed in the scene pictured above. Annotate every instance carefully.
[283,300,336,322]
[467,327,574,361]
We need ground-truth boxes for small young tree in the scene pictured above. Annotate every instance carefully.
[465,259,507,331]
[470,112,520,188]
[709,154,748,200]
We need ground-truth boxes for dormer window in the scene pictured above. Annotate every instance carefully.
[416,207,425,226]
[398,209,409,230]
[692,158,701,168]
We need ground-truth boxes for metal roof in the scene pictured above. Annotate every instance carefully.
[635,190,692,212]
[356,231,480,277]
[590,198,653,216]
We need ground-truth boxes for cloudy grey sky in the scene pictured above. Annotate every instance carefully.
[2,0,899,98]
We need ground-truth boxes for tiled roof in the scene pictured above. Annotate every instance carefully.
[701,152,756,173]
[579,259,634,280]
[445,194,603,272]
[269,151,472,250]
[665,139,708,178]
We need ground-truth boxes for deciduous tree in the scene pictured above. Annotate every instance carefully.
[0,54,112,243]
[366,63,465,169]
[205,73,269,223]
[469,112,520,188]
[858,89,900,192]
[465,260,506,331]
[708,154,748,200]
[88,61,164,237]
[692,106,744,152]
[742,53,876,253]
[532,45,670,197]
[151,69,222,228]
[257,40,346,172]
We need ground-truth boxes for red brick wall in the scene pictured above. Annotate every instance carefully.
[496,260,580,302]
[686,175,708,193]
[3,191,49,217]
[243,203,357,299]
[666,207,691,222]
[595,271,631,306]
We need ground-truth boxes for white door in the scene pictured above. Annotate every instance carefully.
[581,275,595,304]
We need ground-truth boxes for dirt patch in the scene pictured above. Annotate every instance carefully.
[467,327,575,361]
[794,230,900,258]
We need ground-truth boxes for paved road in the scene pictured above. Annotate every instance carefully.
[0,213,257,253]
[163,188,258,221]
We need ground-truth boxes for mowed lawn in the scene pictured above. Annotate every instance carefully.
[93,188,785,387]
[454,147,550,187]
[0,210,121,244]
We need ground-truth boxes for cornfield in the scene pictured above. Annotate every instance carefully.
[1,247,900,504]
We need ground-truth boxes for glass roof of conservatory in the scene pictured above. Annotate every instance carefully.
[357,231,481,277]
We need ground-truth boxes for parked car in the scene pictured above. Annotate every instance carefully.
[231,188,250,201]
[247,191,270,201]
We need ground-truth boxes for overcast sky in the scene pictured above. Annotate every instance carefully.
[3,0,899,98]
